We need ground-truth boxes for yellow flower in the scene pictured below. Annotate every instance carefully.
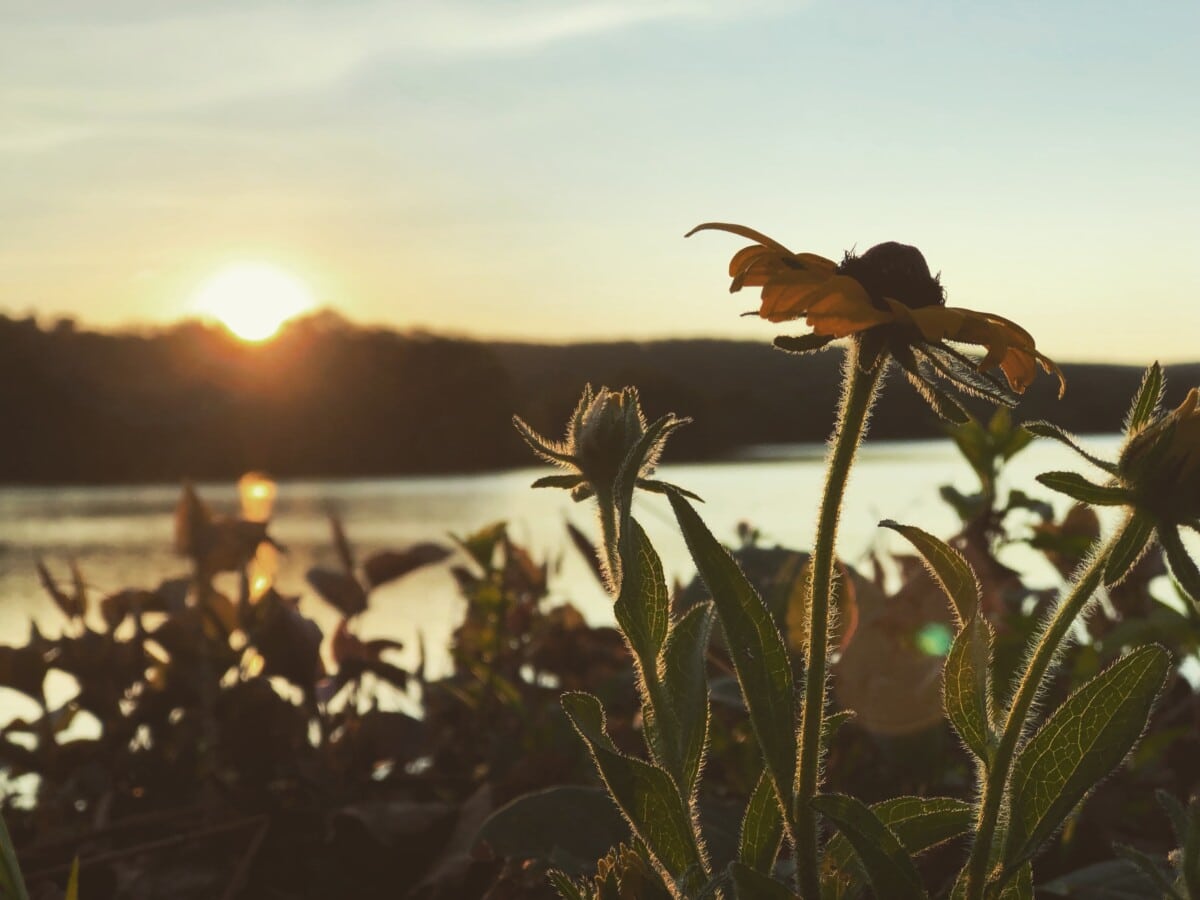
[688,223,1064,408]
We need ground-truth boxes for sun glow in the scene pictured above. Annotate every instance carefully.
[191,263,316,342]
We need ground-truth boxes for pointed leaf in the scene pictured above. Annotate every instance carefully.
[614,519,670,668]
[739,770,784,875]
[1126,363,1165,433]
[811,794,929,900]
[306,566,368,617]
[774,333,835,355]
[825,795,973,878]
[0,811,29,900]
[668,493,797,823]
[1113,844,1184,899]
[36,560,78,620]
[943,614,994,763]
[474,786,627,873]
[363,543,452,589]
[1024,421,1120,476]
[637,479,703,502]
[531,474,586,491]
[728,862,797,899]
[1008,645,1171,866]
[330,516,357,574]
[661,601,714,794]
[823,709,855,744]
[1104,512,1156,587]
[880,521,979,626]
[546,870,588,900]
[1160,527,1200,609]
[561,692,705,889]
[1036,471,1133,506]
[1156,790,1190,849]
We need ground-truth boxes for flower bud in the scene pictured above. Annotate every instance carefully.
[571,387,648,497]
[1119,387,1200,521]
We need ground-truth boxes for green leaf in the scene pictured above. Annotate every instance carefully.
[949,858,1033,900]
[532,474,586,490]
[1104,512,1157,587]
[727,862,797,899]
[561,692,705,889]
[1024,421,1121,475]
[614,519,670,670]
[0,810,29,900]
[738,770,784,875]
[825,795,973,879]
[616,413,689,519]
[1156,790,1190,849]
[546,870,589,900]
[823,709,855,744]
[1036,471,1134,506]
[1113,844,1184,899]
[660,601,715,794]
[1160,527,1200,609]
[1007,645,1171,867]
[943,614,995,764]
[774,333,835,355]
[998,863,1033,899]
[1036,859,1163,899]
[452,521,508,572]
[879,521,979,626]
[475,786,628,874]
[1126,362,1165,433]
[812,794,929,900]
[668,493,797,826]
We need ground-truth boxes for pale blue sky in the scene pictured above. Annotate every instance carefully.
[2,0,1197,362]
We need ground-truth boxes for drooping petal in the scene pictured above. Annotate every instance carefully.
[687,222,795,255]
[907,306,1063,396]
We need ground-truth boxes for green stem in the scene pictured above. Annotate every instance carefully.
[962,524,1124,900]
[795,344,882,898]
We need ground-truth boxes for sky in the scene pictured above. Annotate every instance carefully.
[2,0,1198,363]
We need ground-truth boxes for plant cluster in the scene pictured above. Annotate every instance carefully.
[1,225,1198,899]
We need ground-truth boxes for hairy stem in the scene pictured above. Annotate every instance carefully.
[795,344,882,898]
[962,524,1124,900]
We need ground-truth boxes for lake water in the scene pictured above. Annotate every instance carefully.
[0,435,1129,685]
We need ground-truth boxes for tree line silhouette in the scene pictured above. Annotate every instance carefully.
[0,311,1193,484]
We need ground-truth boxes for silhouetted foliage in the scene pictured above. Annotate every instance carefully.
[0,313,1194,483]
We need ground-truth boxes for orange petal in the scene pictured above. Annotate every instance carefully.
[905,305,972,342]
[729,244,782,279]
[999,349,1038,394]
[758,280,833,322]
[805,279,894,336]
[687,222,794,255]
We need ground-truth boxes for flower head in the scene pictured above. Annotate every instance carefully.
[1031,365,1200,603]
[513,385,688,503]
[688,222,1064,421]
[513,386,692,589]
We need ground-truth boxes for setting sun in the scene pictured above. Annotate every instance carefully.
[190,263,315,342]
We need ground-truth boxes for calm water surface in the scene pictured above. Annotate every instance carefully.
[0,436,1124,684]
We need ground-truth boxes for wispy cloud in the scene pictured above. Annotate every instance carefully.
[1,0,778,137]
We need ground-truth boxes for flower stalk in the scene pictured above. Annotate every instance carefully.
[794,340,883,898]
[962,522,1125,900]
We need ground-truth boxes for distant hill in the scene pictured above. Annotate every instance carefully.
[0,313,1195,484]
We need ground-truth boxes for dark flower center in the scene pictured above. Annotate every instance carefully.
[838,242,945,311]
